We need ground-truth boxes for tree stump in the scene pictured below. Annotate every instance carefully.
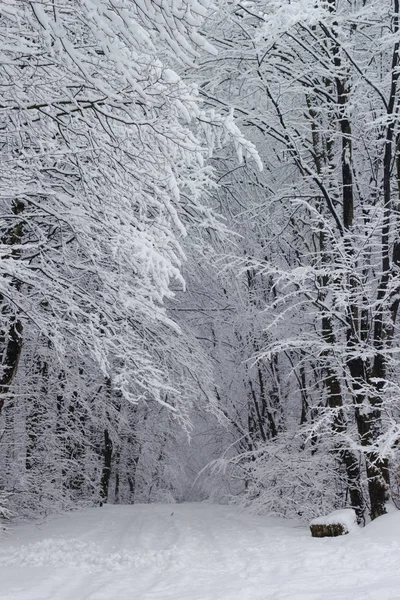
[310,523,346,537]
[310,509,357,537]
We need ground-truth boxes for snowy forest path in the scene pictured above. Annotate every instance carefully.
[0,503,399,600]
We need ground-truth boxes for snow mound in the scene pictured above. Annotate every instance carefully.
[362,509,400,540]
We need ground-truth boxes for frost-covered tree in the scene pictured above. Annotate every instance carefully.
[0,0,217,412]
[0,0,262,516]
[187,0,400,521]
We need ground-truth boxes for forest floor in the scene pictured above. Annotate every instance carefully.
[0,502,399,600]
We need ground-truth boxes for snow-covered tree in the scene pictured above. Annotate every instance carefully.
[186,0,400,521]
[0,0,258,515]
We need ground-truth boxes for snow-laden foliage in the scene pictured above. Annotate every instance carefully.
[0,0,218,410]
[4,0,400,526]
[177,0,400,521]
[0,0,254,515]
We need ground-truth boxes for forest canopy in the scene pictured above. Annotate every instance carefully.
[1,0,400,524]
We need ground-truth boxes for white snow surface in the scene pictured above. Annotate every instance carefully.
[1,503,400,599]
[310,508,359,532]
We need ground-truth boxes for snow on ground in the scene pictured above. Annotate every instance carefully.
[0,503,399,600]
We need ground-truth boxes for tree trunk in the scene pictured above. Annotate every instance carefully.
[0,199,25,415]
[100,429,113,503]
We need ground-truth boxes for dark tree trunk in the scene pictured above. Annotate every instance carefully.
[0,199,25,415]
[336,41,392,519]
[100,429,113,503]
[322,316,365,520]
[0,319,23,416]
[114,452,120,504]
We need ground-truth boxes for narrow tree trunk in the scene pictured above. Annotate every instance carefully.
[0,199,25,415]
[322,315,365,520]
[114,451,120,504]
[0,319,23,416]
[100,429,113,503]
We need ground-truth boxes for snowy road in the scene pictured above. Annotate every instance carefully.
[0,503,399,600]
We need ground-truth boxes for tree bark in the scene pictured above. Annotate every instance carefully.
[0,199,25,415]
[100,429,113,503]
